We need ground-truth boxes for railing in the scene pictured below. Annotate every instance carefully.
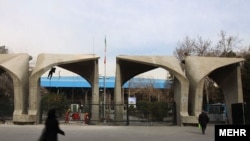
[40,102,176,126]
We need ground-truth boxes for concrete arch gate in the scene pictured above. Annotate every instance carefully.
[185,56,245,124]
[0,53,100,124]
[0,53,30,123]
[114,55,189,125]
[0,54,245,125]
[114,55,244,125]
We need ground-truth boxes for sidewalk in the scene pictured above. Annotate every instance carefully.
[0,123,214,141]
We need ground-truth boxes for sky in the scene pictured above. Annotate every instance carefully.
[1,0,250,78]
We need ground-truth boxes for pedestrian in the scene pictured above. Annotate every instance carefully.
[198,110,210,135]
[64,109,71,124]
[84,112,89,125]
[39,108,65,141]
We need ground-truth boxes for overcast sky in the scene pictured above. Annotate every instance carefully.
[1,0,250,78]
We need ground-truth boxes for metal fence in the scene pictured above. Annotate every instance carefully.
[41,102,177,126]
[0,102,13,124]
[0,101,176,126]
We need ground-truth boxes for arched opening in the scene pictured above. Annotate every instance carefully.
[28,54,99,125]
[200,77,226,123]
[114,55,188,125]
[120,68,176,125]
[39,66,93,124]
[0,68,14,123]
[204,64,238,124]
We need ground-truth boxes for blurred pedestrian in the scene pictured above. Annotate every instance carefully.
[39,109,65,141]
[64,109,71,124]
[198,110,210,134]
[84,112,89,125]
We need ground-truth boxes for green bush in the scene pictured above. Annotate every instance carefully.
[41,93,69,117]
[137,101,170,121]
[137,101,151,118]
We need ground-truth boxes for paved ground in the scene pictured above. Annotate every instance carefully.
[0,123,214,141]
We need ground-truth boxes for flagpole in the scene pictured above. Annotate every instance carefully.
[92,37,95,56]
[103,36,107,122]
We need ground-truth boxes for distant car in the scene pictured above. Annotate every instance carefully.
[206,103,227,123]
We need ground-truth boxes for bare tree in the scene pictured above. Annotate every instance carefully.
[0,45,12,97]
[129,77,167,102]
[174,30,242,59]
[0,46,14,116]
[215,30,242,57]
[0,72,13,97]
[193,36,212,56]
[174,36,212,60]
[174,36,195,61]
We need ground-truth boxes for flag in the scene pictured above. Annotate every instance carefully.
[104,55,106,64]
[104,36,107,64]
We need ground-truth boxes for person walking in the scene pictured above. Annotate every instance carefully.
[84,112,89,125]
[39,109,65,141]
[198,110,210,135]
[64,109,71,124]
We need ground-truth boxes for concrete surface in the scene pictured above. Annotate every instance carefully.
[0,123,215,141]
[2,54,243,126]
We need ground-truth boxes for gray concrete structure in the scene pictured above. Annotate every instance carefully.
[0,54,31,123]
[184,56,244,124]
[0,53,245,126]
[115,55,189,125]
[28,53,100,124]
[114,55,245,125]
[0,53,100,124]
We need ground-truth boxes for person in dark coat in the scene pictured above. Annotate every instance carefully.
[47,67,56,80]
[40,109,65,141]
[198,110,210,134]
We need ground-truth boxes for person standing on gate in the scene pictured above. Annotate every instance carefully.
[198,110,210,135]
[47,67,56,80]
